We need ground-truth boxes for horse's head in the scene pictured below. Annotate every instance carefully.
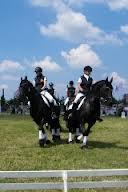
[93,77,113,105]
[100,77,113,105]
[16,76,34,100]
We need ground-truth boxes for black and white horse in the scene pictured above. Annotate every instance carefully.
[66,77,113,148]
[16,76,61,147]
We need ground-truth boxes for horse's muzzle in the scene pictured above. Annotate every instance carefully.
[101,97,113,106]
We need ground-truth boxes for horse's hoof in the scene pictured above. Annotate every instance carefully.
[74,136,81,143]
[76,139,81,143]
[46,140,51,144]
[56,135,61,141]
[52,135,56,141]
[39,139,46,147]
[80,144,88,149]
[68,140,73,144]
[96,117,103,122]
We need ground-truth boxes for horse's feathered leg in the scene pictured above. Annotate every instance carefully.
[81,120,96,149]
[38,128,47,147]
[67,116,74,143]
[51,116,61,142]
[38,118,49,147]
[74,127,81,143]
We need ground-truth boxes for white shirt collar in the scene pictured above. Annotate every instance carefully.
[84,74,89,81]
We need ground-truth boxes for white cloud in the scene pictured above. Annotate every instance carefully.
[40,9,121,45]
[110,72,128,90]
[30,0,68,13]
[120,25,128,34]
[30,0,128,11]
[0,84,8,90]
[61,44,102,68]
[0,60,24,72]
[30,0,102,9]
[33,56,62,71]
[30,0,51,7]
[107,0,128,11]
[67,0,104,7]
[76,0,128,11]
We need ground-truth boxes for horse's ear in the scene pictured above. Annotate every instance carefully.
[105,77,108,82]
[21,77,22,81]
[110,77,113,83]
[25,76,27,80]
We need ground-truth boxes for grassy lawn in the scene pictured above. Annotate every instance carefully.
[0,114,128,192]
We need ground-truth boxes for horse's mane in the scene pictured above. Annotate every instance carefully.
[21,79,36,92]
[92,80,106,88]
[20,79,42,102]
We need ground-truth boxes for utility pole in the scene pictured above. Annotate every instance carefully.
[1,89,6,112]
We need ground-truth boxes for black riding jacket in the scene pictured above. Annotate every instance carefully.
[80,75,93,94]
[35,74,45,92]
[48,87,54,96]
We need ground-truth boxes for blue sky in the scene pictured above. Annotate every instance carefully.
[0,0,128,99]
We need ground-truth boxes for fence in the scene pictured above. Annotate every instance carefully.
[0,169,128,191]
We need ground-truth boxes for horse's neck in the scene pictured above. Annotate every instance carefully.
[28,88,41,105]
[91,81,104,98]
[91,86,100,98]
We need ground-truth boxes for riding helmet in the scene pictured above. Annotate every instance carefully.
[35,66,42,73]
[84,66,92,72]
[49,82,54,87]
[69,80,74,85]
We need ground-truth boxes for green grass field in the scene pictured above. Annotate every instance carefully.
[0,114,128,192]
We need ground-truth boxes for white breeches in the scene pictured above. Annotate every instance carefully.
[73,93,85,103]
[41,90,57,105]
[64,97,69,106]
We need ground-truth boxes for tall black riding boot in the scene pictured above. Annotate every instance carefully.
[63,105,68,121]
[50,103,57,119]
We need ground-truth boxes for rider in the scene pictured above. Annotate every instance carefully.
[34,66,57,117]
[48,82,55,97]
[70,65,102,121]
[64,80,75,107]
[48,82,60,105]
[64,80,75,119]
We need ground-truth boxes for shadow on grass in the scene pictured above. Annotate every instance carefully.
[87,140,128,150]
[41,138,128,150]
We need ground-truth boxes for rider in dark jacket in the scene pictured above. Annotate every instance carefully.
[34,67,47,92]
[64,81,75,120]
[71,66,102,121]
[34,66,58,118]
[48,82,55,96]
[64,81,75,106]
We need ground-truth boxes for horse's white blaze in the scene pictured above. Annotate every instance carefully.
[77,134,83,140]
[68,132,72,142]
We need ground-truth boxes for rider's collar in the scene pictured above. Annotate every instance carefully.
[84,74,89,81]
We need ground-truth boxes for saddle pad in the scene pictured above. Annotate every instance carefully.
[77,97,86,110]
[41,95,50,107]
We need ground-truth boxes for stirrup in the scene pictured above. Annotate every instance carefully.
[51,112,57,119]
[96,117,103,122]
